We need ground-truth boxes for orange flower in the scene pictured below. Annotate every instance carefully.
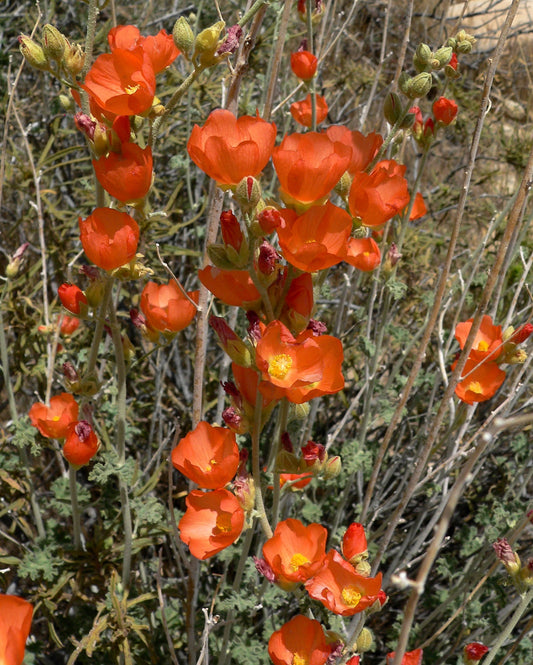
[386,649,423,665]
[198,266,261,307]
[187,109,276,185]
[268,615,332,665]
[326,125,383,174]
[60,315,81,336]
[290,50,318,80]
[277,202,352,272]
[140,280,198,333]
[108,25,180,74]
[432,96,458,125]
[343,237,381,271]
[29,392,79,439]
[452,357,506,405]
[178,489,244,560]
[93,144,153,203]
[276,330,344,404]
[63,420,99,467]
[279,472,313,491]
[255,320,323,393]
[58,283,88,316]
[81,48,156,116]
[79,208,139,271]
[272,132,351,206]
[454,315,503,362]
[262,518,327,588]
[304,549,383,615]
[407,192,427,221]
[342,522,368,563]
[171,421,240,489]
[290,94,328,128]
[281,272,314,332]
[348,159,410,227]
[0,594,33,665]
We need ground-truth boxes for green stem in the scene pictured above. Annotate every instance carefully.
[306,0,317,131]
[69,464,82,550]
[251,386,272,539]
[238,0,269,27]
[271,399,289,528]
[480,587,533,665]
[151,66,207,144]
[107,286,133,589]
[217,525,256,665]
[80,0,100,115]
[86,277,113,378]
[369,106,410,171]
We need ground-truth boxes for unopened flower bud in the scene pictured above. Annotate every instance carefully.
[206,244,238,270]
[398,72,412,95]
[413,43,432,72]
[276,449,301,474]
[257,208,283,234]
[234,176,262,212]
[173,16,195,58]
[63,40,85,77]
[194,21,225,66]
[342,522,368,563]
[323,455,341,479]
[384,92,404,125]
[463,642,489,664]
[505,323,533,344]
[288,402,310,421]
[334,171,352,198]
[210,316,252,366]
[356,628,374,653]
[506,349,527,365]
[354,559,371,577]
[234,472,255,512]
[5,242,29,278]
[19,35,48,70]
[257,241,280,276]
[42,24,66,62]
[493,538,521,575]
[407,72,432,99]
[432,46,453,69]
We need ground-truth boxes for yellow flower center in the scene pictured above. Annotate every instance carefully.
[477,340,489,352]
[341,585,362,607]
[289,552,310,572]
[292,654,308,665]
[52,415,61,421]
[268,353,293,380]
[467,381,484,395]
[215,513,232,533]
[125,84,140,95]
[205,458,217,472]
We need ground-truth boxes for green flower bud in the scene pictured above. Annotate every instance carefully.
[432,46,453,69]
[384,92,403,125]
[413,43,432,72]
[407,72,432,99]
[398,71,412,95]
[42,24,66,62]
[19,35,48,70]
[194,21,225,66]
[356,628,374,653]
[173,16,195,58]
